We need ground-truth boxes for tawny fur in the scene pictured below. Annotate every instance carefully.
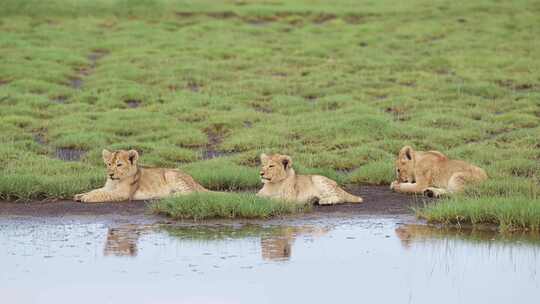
[74,149,207,203]
[256,153,363,205]
[390,145,487,197]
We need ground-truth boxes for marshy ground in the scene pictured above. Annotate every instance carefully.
[1,2,539,301]
[0,185,430,218]
[0,1,539,224]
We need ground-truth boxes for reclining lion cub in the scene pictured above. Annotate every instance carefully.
[390,146,487,197]
[257,153,363,205]
[74,149,207,203]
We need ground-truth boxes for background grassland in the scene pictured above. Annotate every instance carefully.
[0,0,538,217]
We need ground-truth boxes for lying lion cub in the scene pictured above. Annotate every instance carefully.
[390,146,487,197]
[74,149,207,203]
[257,153,363,205]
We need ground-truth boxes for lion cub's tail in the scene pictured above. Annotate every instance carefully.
[340,188,363,204]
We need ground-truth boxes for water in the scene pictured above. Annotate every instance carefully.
[1,215,538,304]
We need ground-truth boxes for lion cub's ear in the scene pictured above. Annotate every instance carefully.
[399,146,414,161]
[127,150,139,165]
[280,155,293,169]
[260,153,269,164]
[102,149,112,163]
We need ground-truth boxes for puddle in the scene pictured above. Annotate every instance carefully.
[252,104,273,113]
[0,214,538,304]
[55,148,86,161]
[186,80,201,92]
[201,149,236,160]
[200,127,237,160]
[51,96,67,104]
[124,99,141,108]
[69,78,83,89]
[33,133,46,145]
[67,50,108,90]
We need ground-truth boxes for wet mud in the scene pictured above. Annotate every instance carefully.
[0,185,430,220]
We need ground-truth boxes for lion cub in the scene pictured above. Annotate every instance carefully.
[257,153,363,205]
[390,146,487,197]
[74,149,207,203]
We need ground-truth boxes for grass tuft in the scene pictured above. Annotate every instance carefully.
[152,192,310,220]
[416,196,540,232]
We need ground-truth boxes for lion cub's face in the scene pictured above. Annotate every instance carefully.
[102,149,139,181]
[395,146,415,183]
[259,153,293,184]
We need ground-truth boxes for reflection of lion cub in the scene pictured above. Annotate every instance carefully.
[257,153,363,205]
[74,149,207,203]
[390,146,487,197]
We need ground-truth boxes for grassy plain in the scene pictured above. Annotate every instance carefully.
[0,0,538,225]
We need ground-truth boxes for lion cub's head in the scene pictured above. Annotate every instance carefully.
[395,146,416,183]
[102,149,139,181]
[259,153,293,184]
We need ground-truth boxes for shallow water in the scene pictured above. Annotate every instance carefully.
[1,215,538,304]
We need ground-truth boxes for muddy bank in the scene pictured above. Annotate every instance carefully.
[0,185,432,220]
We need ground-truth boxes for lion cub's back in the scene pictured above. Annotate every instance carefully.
[299,174,339,195]
[139,167,207,193]
[446,160,488,181]
[419,153,487,185]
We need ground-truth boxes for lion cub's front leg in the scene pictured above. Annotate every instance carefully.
[74,189,128,203]
[390,181,428,195]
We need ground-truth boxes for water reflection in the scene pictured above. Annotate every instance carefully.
[260,226,329,261]
[395,224,540,249]
[103,224,159,257]
[162,224,329,261]
[103,225,144,257]
[2,217,539,304]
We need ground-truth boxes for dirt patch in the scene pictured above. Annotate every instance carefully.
[303,94,318,103]
[0,78,11,86]
[312,13,337,24]
[0,200,150,218]
[252,104,273,113]
[55,148,86,161]
[495,79,535,91]
[174,11,373,25]
[384,106,409,121]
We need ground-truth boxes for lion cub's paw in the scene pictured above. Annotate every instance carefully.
[74,193,85,202]
[390,181,400,191]
[423,189,435,198]
[74,193,96,203]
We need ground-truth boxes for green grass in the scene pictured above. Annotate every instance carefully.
[0,0,538,226]
[152,192,309,220]
[417,195,540,232]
